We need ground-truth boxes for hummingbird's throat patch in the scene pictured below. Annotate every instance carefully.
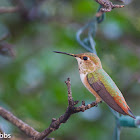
[76,57,95,74]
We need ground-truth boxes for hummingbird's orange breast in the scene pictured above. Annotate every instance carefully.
[80,73,102,103]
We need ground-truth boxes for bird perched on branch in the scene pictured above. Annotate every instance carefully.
[54,51,135,119]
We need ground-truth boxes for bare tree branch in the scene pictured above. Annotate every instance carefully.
[36,78,98,140]
[95,0,124,17]
[0,78,99,140]
[0,107,39,138]
[44,138,55,140]
[0,6,19,14]
[0,42,16,57]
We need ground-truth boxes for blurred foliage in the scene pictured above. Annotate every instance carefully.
[0,0,140,140]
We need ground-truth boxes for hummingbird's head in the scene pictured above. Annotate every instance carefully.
[54,51,102,74]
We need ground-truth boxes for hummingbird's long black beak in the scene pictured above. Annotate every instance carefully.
[53,51,76,57]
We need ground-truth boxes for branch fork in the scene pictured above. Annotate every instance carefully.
[3,78,136,140]
[0,78,99,140]
[95,0,124,17]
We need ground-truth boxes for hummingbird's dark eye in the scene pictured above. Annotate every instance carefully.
[83,56,88,60]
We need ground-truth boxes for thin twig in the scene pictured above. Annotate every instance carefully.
[0,78,98,140]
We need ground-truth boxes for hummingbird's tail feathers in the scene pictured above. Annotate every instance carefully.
[127,109,136,119]
[108,103,127,116]
[122,104,136,119]
[86,71,129,116]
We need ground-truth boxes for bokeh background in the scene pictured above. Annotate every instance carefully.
[0,0,140,140]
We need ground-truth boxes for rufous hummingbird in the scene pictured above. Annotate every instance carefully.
[54,51,135,119]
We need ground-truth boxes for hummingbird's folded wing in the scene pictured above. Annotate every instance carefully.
[87,69,129,116]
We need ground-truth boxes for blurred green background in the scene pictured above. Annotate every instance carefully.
[0,0,140,140]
